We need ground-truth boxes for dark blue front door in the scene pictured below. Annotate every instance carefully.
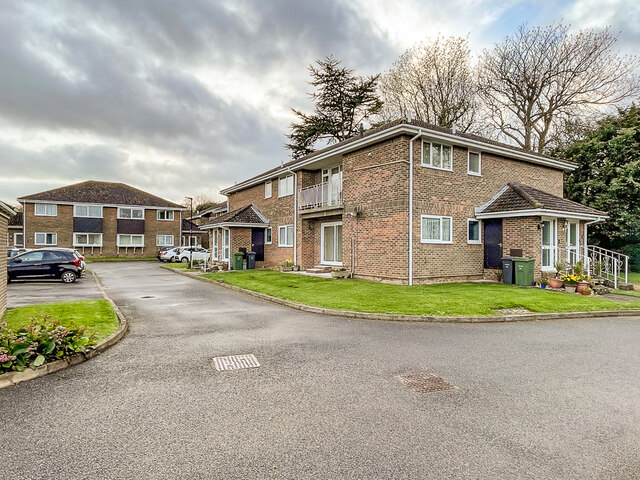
[251,228,264,262]
[484,219,503,269]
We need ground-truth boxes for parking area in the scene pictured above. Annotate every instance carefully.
[7,271,103,308]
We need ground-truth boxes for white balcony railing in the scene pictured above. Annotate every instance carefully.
[298,181,343,210]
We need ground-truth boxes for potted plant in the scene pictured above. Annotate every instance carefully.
[561,274,579,293]
[576,274,590,293]
[331,267,349,279]
[280,259,295,272]
[580,287,592,296]
[548,261,566,288]
[539,278,548,289]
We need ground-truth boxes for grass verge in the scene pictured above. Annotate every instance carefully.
[201,270,640,317]
[85,257,157,263]
[627,271,640,285]
[163,263,189,269]
[2,300,119,340]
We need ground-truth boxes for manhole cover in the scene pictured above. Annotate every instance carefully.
[398,372,457,393]
[493,307,532,315]
[140,295,155,299]
[213,354,260,372]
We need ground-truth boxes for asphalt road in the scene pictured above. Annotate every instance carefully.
[7,270,102,308]
[2,262,639,479]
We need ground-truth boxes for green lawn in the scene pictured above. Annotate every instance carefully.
[2,300,119,340]
[628,271,640,285]
[85,257,157,263]
[201,270,640,317]
[163,263,189,269]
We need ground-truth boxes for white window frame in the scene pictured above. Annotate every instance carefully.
[320,221,343,266]
[73,204,103,218]
[467,218,482,244]
[566,220,580,265]
[117,207,144,220]
[222,229,230,261]
[420,215,453,244]
[14,232,24,247]
[156,210,174,221]
[541,217,558,271]
[265,227,272,245]
[156,234,174,247]
[265,181,272,199]
[212,230,219,260]
[34,204,57,217]
[278,225,294,247]
[117,234,144,247]
[73,233,103,247]
[34,232,57,246]
[421,141,453,171]
[278,175,294,198]
[467,151,482,176]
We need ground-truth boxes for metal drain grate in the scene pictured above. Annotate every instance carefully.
[140,295,155,299]
[398,372,457,393]
[213,354,260,372]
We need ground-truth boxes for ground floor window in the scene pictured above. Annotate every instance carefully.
[541,218,557,269]
[117,234,144,247]
[265,227,272,245]
[14,233,24,246]
[567,221,579,264]
[182,236,198,246]
[467,219,481,244]
[212,230,219,260]
[420,215,452,244]
[321,222,342,265]
[74,233,103,247]
[222,229,230,261]
[156,235,174,247]
[278,225,294,247]
[35,232,57,245]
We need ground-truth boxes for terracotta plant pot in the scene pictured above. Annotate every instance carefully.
[548,278,564,289]
[576,281,589,293]
[580,289,592,296]
[565,285,577,293]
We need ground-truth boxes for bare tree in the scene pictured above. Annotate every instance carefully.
[479,22,640,153]
[378,36,479,131]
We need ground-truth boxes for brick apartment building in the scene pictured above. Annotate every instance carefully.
[16,181,185,258]
[203,119,607,285]
[1,200,15,317]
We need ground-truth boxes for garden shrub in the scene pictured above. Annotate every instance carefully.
[0,316,97,374]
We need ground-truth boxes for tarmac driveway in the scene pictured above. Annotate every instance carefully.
[7,269,103,308]
[1,262,639,479]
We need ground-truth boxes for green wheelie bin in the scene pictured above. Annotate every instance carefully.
[512,257,535,286]
[232,252,244,271]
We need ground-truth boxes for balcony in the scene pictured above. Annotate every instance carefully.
[298,181,343,211]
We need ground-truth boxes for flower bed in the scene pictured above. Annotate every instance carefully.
[0,317,96,374]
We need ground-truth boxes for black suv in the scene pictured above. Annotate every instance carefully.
[7,248,86,283]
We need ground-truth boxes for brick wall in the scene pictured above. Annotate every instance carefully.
[0,213,8,318]
[24,203,180,257]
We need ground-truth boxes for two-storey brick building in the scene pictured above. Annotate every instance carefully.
[204,119,607,284]
[17,181,185,258]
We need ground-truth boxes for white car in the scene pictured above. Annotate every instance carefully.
[177,246,210,264]
[159,247,182,262]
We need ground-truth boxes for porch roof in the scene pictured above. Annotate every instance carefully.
[199,204,269,229]
[475,182,609,221]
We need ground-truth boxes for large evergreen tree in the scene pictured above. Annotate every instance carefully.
[562,106,640,268]
[286,56,383,159]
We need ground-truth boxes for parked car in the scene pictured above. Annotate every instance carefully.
[7,247,29,259]
[159,247,182,262]
[177,246,210,264]
[156,246,173,260]
[7,248,85,283]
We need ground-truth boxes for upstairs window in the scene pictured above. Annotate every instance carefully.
[74,205,103,218]
[34,204,57,216]
[468,151,481,176]
[265,181,272,198]
[118,207,144,219]
[420,215,452,244]
[278,175,294,197]
[422,142,453,171]
[157,210,174,221]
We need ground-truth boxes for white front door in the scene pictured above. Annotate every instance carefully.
[567,221,579,265]
[321,222,343,265]
[322,166,343,207]
[541,218,557,270]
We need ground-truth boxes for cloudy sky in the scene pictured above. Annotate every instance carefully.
[1,0,638,206]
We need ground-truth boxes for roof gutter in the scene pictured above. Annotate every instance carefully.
[475,208,608,221]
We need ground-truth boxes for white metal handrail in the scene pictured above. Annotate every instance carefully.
[555,245,629,289]
[298,181,343,210]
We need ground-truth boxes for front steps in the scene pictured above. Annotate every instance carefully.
[305,265,332,274]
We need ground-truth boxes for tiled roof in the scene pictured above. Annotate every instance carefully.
[201,204,268,227]
[478,182,607,217]
[221,118,576,194]
[18,181,183,209]
[9,211,23,226]
[182,218,204,233]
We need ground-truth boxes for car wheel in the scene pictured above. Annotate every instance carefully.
[181,257,189,263]
[61,271,77,284]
